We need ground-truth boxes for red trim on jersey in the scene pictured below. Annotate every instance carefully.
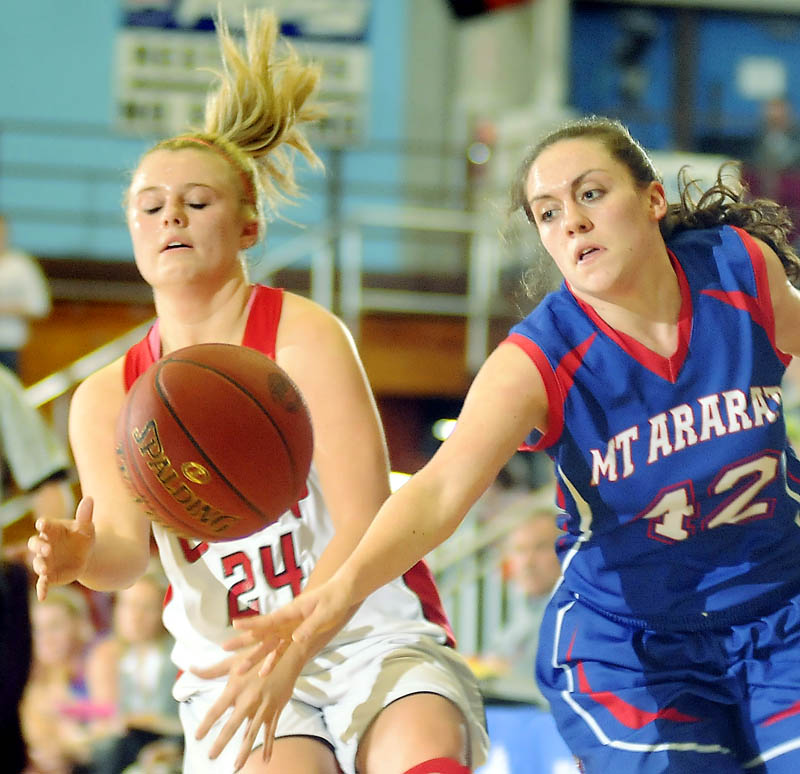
[503,333,565,450]
[701,287,766,325]
[402,560,456,648]
[711,227,792,366]
[242,285,283,358]
[736,225,774,326]
[123,286,285,393]
[124,325,158,391]
[576,659,699,728]
[403,758,469,774]
[567,629,699,728]
[553,333,596,394]
[700,287,791,367]
[568,251,692,384]
[761,699,800,727]
[556,483,567,510]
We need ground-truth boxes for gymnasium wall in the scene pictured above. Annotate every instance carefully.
[570,3,800,154]
[0,0,410,262]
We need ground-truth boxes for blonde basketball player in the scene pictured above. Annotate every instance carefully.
[28,10,487,774]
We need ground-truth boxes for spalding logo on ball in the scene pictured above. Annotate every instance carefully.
[116,343,314,542]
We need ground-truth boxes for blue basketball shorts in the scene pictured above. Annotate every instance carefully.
[536,583,800,773]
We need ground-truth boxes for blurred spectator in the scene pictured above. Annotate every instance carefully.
[21,586,106,774]
[482,495,564,707]
[784,357,800,453]
[119,738,183,774]
[750,97,800,183]
[0,556,33,774]
[0,214,51,375]
[0,362,73,527]
[0,364,74,774]
[744,97,800,237]
[86,567,182,774]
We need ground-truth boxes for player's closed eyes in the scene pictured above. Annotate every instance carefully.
[142,201,208,214]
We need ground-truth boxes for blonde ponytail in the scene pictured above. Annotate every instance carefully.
[145,8,326,235]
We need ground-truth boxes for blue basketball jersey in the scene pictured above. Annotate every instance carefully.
[507,225,800,630]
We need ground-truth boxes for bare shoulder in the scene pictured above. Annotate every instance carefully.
[280,291,346,332]
[458,340,550,444]
[277,291,354,354]
[70,357,128,440]
[71,358,126,410]
[474,340,549,405]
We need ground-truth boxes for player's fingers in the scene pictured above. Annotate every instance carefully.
[252,599,308,631]
[233,613,297,640]
[28,533,50,558]
[221,631,257,652]
[225,645,269,676]
[190,654,236,680]
[35,574,49,602]
[31,557,44,581]
[261,710,279,763]
[194,688,238,739]
[257,639,289,678]
[27,533,42,554]
[31,552,52,580]
[257,647,279,678]
[208,708,247,760]
[291,604,331,644]
[234,716,261,772]
[74,496,94,532]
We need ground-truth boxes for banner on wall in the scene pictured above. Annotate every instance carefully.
[115,0,371,146]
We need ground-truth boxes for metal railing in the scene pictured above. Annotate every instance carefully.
[339,205,504,374]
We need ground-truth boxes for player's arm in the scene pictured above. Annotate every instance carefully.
[275,292,392,591]
[330,341,549,598]
[758,237,800,357]
[70,359,153,588]
[256,339,551,649]
[29,359,152,598]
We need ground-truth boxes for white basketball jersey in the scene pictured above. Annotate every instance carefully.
[123,285,455,701]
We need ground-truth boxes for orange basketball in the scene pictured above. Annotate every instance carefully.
[116,343,313,542]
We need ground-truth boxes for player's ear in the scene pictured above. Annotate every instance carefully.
[240,218,259,250]
[646,180,668,221]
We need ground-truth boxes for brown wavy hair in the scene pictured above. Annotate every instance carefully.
[509,115,800,288]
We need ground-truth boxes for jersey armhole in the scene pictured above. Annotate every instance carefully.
[504,332,564,450]
[242,285,283,358]
[731,225,792,365]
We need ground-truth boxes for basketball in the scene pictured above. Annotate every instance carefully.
[116,343,314,542]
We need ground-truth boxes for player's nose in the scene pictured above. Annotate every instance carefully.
[563,203,591,235]
[162,200,188,227]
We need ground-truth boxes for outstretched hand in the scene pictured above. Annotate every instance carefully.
[27,496,95,601]
[191,634,297,771]
[232,580,356,676]
[189,581,358,768]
